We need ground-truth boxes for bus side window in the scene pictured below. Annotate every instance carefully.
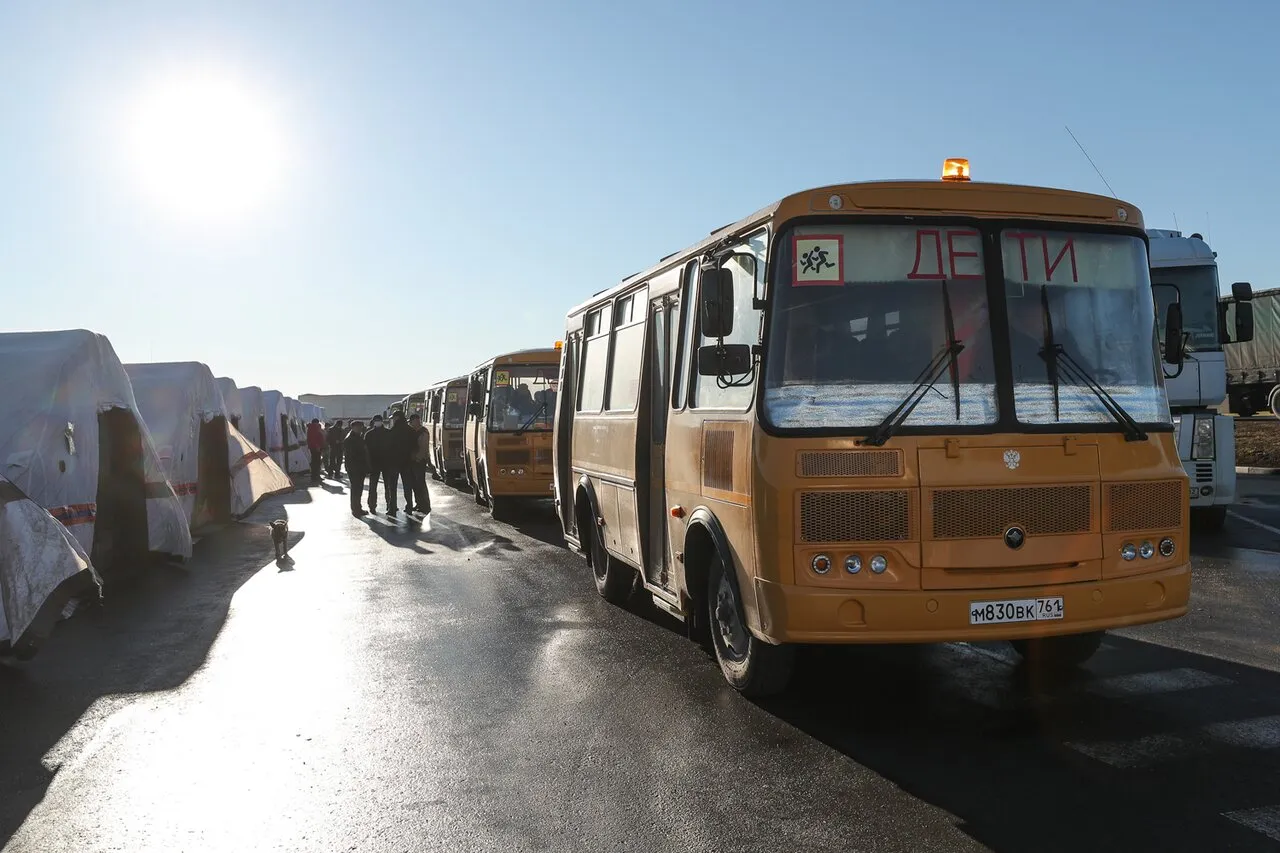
[607,287,647,412]
[673,261,697,410]
[578,307,609,413]
[692,232,766,410]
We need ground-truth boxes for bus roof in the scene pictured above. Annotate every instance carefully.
[426,375,469,392]
[470,347,561,372]
[567,179,1142,319]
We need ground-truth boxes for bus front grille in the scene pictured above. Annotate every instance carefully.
[799,490,913,542]
[931,485,1092,539]
[1105,481,1183,532]
[496,450,531,465]
[797,450,902,478]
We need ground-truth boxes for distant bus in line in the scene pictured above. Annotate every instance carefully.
[425,376,468,485]
[552,160,1191,696]
[463,347,561,518]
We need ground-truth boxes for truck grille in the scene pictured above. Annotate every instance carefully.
[1193,462,1213,484]
[931,485,1093,539]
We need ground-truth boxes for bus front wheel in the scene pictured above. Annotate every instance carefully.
[708,554,794,697]
[1010,631,1103,669]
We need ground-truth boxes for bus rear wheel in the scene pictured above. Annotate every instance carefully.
[1269,384,1280,419]
[588,515,633,604]
[708,553,794,697]
[1010,631,1104,669]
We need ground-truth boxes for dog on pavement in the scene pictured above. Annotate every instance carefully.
[269,519,289,561]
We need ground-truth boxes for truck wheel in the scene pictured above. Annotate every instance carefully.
[1192,505,1228,530]
[1010,631,1103,669]
[708,553,795,697]
[1269,385,1280,419]
[588,515,634,604]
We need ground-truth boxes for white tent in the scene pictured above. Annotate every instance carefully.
[285,398,308,475]
[125,362,294,529]
[0,474,100,658]
[262,390,290,472]
[240,386,266,452]
[215,377,243,432]
[0,330,192,584]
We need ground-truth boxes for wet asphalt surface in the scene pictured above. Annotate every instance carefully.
[1,476,1279,852]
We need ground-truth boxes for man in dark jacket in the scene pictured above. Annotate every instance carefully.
[326,420,346,478]
[364,415,388,513]
[409,413,432,515]
[385,411,415,516]
[342,422,370,517]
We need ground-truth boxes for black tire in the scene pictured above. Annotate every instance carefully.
[1269,384,1280,419]
[588,514,633,604]
[1192,505,1228,530]
[708,553,794,697]
[1010,631,1104,669]
[491,495,513,521]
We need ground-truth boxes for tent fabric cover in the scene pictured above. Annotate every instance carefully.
[285,398,308,474]
[126,362,293,526]
[239,386,265,450]
[0,474,100,655]
[262,390,289,471]
[215,377,243,420]
[0,330,192,562]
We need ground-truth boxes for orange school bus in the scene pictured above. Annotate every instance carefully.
[552,162,1191,696]
[426,376,468,484]
[463,347,561,518]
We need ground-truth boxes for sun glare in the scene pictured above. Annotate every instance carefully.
[124,68,289,224]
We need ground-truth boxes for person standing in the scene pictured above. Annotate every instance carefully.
[409,413,432,515]
[386,411,414,515]
[327,420,346,478]
[364,415,389,513]
[342,422,370,517]
[306,418,325,485]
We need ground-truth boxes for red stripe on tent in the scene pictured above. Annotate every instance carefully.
[230,449,270,475]
[48,503,97,526]
[171,482,199,497]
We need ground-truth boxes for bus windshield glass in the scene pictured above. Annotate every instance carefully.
[1003,229,1168,425]
[443,386,465,428]
[764,224,998,429]
[488,364,559,431]
[1151,264,1220,352]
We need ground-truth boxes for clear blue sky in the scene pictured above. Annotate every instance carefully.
[1,0,1275,395]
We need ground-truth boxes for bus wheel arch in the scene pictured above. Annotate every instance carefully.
[576,478,633,604]
[684,507,794,697]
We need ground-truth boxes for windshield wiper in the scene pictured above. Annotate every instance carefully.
[1038,286,1062,421]
[514,400,548,436]
[863,340,964,447]
[1040,345,1147,441]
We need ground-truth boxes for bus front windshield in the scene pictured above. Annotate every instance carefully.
[443,387,466,428]
[762,224,1169,431]
[487,365,558,431]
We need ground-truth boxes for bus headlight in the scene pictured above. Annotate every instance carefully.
[844,555,862,574]
[1191,416,1215,459]
[1139,540,1155,559]
[811,554,832,575]
[1159,538,1175,557]
[1121,543,1137,561]
[870,555,888,574]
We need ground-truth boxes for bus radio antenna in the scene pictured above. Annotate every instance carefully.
[1065,125,1118,199]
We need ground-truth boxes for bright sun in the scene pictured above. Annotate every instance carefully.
[124,68,289,224]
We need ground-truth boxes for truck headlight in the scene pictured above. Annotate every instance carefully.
[1191,416,1215,459]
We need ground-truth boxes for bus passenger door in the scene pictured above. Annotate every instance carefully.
[643,296,675,590]
[553,336,577,536]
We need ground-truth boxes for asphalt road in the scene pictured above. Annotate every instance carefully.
[2,475,1279,852]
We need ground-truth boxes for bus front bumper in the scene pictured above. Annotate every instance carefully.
[752,563,1190,644]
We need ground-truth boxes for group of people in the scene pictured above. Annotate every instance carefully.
[304,412,433,519]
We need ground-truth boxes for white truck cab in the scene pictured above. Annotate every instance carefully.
[1148,229,1252,529]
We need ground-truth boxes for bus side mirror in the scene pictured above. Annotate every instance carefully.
[1163,302,1184,366]
[700,268,735,339]
[697,343,752,376]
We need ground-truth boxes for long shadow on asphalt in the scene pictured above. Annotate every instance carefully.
[744,637,1280,853]
[0,488,311,847]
